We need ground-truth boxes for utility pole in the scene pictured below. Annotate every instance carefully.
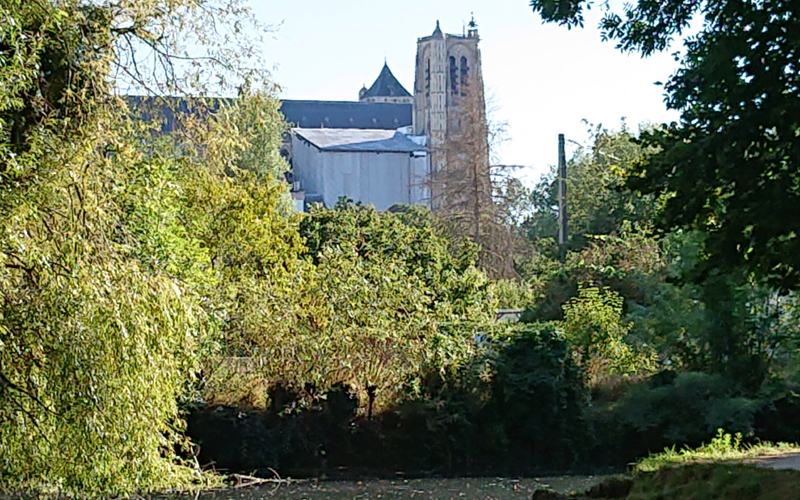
[557,134,568,248]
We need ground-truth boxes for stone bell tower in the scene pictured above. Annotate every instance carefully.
[413,17,488,208]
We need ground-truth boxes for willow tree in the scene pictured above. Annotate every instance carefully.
[0,0,291,494]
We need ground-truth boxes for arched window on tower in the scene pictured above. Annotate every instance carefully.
[425,58,431,97]
[449,56,459,95]
[460,56,469,89]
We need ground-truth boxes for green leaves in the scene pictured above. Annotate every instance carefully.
[631,0,800,287]
[522,125,660,255]
[204,201,496,411]
[529,0,800,288]
[561,286,657,381]
[0,112,209,493]
[529,0,587,29]
[0,0,285,494]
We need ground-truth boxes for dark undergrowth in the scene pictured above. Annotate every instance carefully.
[186,372,800,479]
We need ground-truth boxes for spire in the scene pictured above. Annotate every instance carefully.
[432,20,444,39]
[360,62,411,101]
[467,14,479,38]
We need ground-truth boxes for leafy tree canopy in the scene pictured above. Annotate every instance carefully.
[202,201,497,411]
[0,0,289,494]
[523,124,658,250]
[529,0,800,288]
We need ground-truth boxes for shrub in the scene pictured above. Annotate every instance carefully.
[385,323,592,472]
[486,323,592,467]
[753,374,800,444]
[561,287,658,384]
[591,372,758,463]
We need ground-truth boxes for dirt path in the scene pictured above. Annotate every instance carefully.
[756,453,800,471]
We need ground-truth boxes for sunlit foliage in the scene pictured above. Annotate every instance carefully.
[0,0,289,494]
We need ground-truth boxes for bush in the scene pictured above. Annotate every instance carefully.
[591,372,758,463]
[189,323,594,475]
[383,323,592,472]
[188,383,361,473]
[754,375,800,444]
[485,324,591,467]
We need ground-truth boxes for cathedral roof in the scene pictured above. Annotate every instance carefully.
[294,128,426,153]
[280,100,411,129]
[361,63,412,99]
[126,95,413,132]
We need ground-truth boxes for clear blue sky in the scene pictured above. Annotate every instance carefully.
[251,0,683,184]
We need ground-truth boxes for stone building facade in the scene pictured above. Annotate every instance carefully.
[412,19,487,208]
[283,19,489,212]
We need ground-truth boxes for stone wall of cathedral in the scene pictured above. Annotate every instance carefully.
[413,21,488,209]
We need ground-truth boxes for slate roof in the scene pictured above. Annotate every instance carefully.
[126,95,413,132]
[280,100,411,130]
[361,63,412,99]
[125,95,235,132]
[294,128,426,153]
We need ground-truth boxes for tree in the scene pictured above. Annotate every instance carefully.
[431,81,523,279]
[522,124,658,250]
[202,201,496,411]
[0,0,285,494]
[561,287,657,384]
[529,0,800,288]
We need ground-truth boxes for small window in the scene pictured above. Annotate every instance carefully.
[460,57,469,89]
[449,56,459,95]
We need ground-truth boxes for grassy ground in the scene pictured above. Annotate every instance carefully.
[626,464,800,500]
[635,429,800,472]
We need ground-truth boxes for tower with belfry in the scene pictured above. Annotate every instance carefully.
[413,17,489,208]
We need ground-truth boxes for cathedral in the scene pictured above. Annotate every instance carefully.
[281,19,488,212]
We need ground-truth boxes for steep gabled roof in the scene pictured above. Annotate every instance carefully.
[361,63,411,99]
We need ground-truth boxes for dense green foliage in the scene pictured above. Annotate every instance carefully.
[1,2,197,493]
[529,0,800,288]
[2,0,800,494]
[0,0,292,494]
[523,125,659,248]
[183,122,800,478]
[389,323,591,471]
[513,125,800,466]
[201,201,495,411]
[189,323,592,474]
